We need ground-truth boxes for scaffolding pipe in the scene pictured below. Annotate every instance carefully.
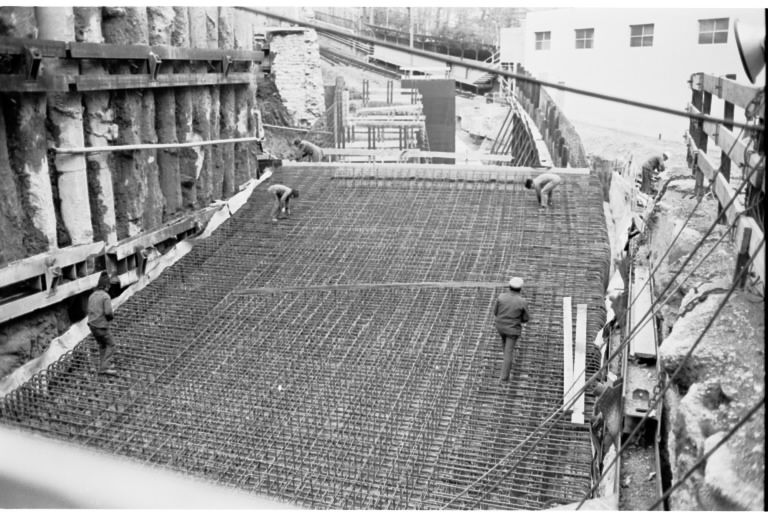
[54,136,266,155]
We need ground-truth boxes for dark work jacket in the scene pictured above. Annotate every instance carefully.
[642,155,665,172]
[494,290,530,336]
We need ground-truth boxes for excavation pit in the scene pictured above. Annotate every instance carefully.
[1,167,610,509]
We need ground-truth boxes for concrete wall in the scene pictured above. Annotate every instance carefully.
[516,8,764,139]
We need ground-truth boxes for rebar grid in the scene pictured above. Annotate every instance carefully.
[1,168,609,510]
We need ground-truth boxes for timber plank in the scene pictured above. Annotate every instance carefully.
[563,297,574,408]
[0,274,101,325]
[68,41,264,62]
[0,36,67,57]
[688,104,763,190]
[571,303,587,424]
[0,75,71,92]
[629,267,656,359]
[0,242,104,288]
[694,73,765,118]
[73,72,252,91]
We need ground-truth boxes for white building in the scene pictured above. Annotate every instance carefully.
[502,8,765,140]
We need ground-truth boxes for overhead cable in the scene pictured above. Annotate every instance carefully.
[239,7,765,133]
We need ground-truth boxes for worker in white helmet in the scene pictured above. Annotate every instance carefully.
[494,277,530,383]
[267,183,299,222]
[525,173,562,209]
[640,152,669,194]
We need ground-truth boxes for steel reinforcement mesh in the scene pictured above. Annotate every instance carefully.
[1,167,610,510]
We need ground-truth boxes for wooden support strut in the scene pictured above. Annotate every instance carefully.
[734,228,753,288]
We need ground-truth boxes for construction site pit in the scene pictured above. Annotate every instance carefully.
[0,166,611,509]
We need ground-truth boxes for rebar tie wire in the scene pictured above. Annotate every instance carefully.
[448,158,765,509]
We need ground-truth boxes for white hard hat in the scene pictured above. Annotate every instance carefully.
[509,277,524,289]
[663,151,670,160]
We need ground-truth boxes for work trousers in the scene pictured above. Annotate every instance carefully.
[538,183,557,207]
[498,331,520,381]
[640,167,653,194]
[270,193,290,219]
[90,325,115,372]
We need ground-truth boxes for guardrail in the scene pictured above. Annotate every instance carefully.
[685,71,764,288]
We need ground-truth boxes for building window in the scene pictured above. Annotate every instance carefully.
[630,24,654,47]
[575,28,594,49]
[699,18,729,44]
[535,31,551,50]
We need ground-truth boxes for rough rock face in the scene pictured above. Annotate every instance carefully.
[0,306,69,379]
[268,29,325,128]
[649,182,765,511]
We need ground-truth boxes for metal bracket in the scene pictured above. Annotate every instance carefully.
[24,46,42,81]
[44,259,62,297]
[715,76,723,98]
[147,52,161,81]
[222,55,233,77]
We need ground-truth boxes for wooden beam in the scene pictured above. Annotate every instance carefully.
[347,120,425,127]
[693,72,765,118]
[688,104,764,191]
[0,242,104,289]
[0,36,67,57]
[107,205,220,260]
[73,72,252,91]
[68,41,264,62]
[0,74,71,92]
[629,267,657,359]
[686,132,765,286]
[572,303,587,424]
[283,162,592,175]
[356,104,422,114]
[563,297,574,408]
[0,273,101,325]
[401,150,516,163]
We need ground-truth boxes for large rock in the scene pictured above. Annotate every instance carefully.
[268,29,325,128]
[660,290,764,511]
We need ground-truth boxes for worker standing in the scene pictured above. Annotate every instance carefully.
[525,173,562,209]
[87,272,117,376]
[267,183,299,222]
[640,152,669,194]
[494,277,530,383]
[293,139,324,162]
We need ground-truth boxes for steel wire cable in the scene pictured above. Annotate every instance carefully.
[239,7,766,134]
[447,156,765,509]
[575,238,766,509]
[646,395,765,511]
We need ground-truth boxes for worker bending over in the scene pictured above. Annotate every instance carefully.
[494,277,530,383]
[640,152,669,194]
[293,139,324,162]
[268,184,299,222]
[525,173,562,209]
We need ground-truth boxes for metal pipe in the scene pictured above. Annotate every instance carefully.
[54,136,266,155]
